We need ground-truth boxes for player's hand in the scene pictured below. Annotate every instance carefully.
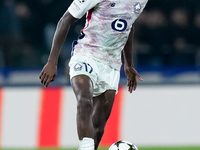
[39,62,57,88]
[124,65,143,93]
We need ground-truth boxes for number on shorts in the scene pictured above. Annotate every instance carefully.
[83,62,93,74]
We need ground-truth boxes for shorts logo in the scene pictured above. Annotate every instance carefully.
[74,63,82,71]
[134,2,141,14]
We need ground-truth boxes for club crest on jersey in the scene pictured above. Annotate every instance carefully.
[134,2,141,14]
[78,0,86,3]
[74,63,82,71]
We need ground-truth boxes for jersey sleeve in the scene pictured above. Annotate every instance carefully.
[68,0,102,19]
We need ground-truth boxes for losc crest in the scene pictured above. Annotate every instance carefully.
[74,63,82,71]
[134,2,141,14]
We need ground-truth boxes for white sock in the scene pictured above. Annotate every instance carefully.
[79,137,94,150]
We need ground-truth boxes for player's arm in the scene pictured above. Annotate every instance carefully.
[123,25,143,93]
[39,11,78,87]
[39,0,102,87]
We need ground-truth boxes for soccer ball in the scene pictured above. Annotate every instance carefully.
[108,140,138,150]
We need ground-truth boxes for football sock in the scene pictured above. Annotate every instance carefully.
[79,137,94,150]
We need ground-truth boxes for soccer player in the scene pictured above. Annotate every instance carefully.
[39,0,148,149]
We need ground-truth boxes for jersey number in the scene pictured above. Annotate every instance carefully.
[111,19,127,32]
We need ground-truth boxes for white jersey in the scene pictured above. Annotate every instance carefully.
[68,0,148,70]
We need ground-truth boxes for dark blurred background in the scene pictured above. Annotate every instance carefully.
[0,0,200,85]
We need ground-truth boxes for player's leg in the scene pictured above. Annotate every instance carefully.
[71,75,95,150]
[92,90,116,150]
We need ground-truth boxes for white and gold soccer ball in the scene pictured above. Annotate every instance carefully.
[108,140,138,150]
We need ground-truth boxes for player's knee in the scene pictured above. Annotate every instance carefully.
[77,96,93,114]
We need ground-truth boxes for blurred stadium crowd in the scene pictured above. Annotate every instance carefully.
[1,0,200,68]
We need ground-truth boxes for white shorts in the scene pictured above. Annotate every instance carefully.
[69,55,120,97]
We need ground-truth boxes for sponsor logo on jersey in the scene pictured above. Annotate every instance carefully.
[74,63,82,71]
[134,2,141,14]
[78,0,86,3]
[110,2,116,7]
